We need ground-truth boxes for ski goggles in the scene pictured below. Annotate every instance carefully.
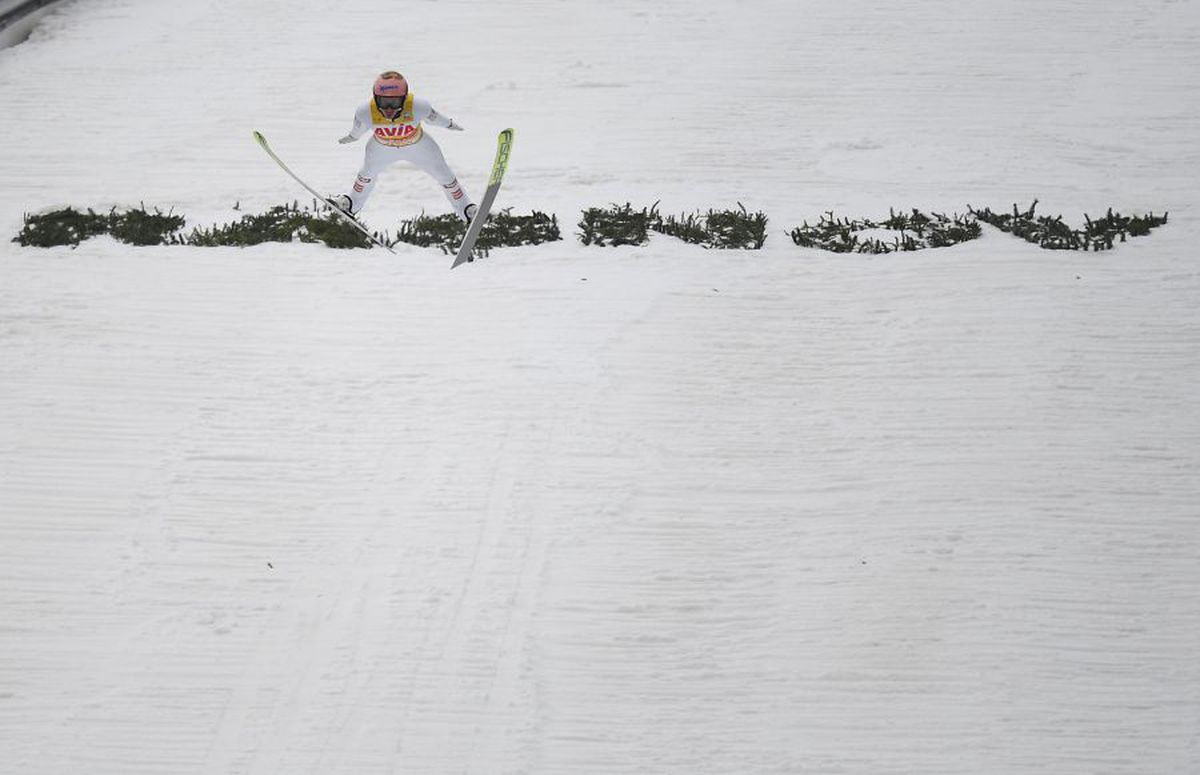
[375,95,406,111]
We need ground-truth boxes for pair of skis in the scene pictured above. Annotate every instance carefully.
[251,128,514,268]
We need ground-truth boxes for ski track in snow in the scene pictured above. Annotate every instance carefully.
[2,1,1200,773]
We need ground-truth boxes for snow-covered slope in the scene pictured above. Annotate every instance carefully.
[1,1,1198,773]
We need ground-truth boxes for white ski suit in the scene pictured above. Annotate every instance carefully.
[339,94,473,218]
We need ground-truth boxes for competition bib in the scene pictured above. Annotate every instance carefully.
[371,93,424,147]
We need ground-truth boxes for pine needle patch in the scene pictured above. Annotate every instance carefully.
[476,209,561,251]
[790,209,981,254]
[394,209,560,257]
[653,203,768,249]
[969,200,1168,251]
[185,202,376,249]
[578,203,656,247]
[392,212,464,250]
[16,207,128,247]
[304,210,378,249]
[108,205,187,246]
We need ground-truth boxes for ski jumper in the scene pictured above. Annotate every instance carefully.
[342,94,472,217]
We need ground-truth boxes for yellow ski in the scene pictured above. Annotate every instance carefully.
[451,128,515,268]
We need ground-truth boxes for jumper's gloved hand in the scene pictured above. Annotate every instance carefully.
[337,134,356,144]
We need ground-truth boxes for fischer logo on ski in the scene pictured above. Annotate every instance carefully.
[451,128,515,269]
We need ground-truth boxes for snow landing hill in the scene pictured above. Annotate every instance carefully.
[1,1,1199,773]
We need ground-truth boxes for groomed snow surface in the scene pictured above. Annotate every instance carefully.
[2,1,1199,773]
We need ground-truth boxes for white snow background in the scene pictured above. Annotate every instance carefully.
[2,1,1199,773]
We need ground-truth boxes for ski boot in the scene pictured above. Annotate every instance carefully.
[325,194,355,217]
